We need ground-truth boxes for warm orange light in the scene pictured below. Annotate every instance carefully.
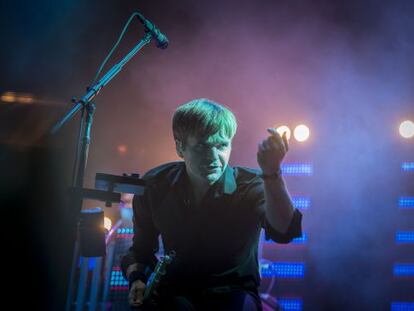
[117,144,128,154]
[1,92,34,104]
[1,92,16,103]
[104,216,112,231]
[16,95,34,104]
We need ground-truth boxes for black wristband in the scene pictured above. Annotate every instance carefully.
[128,270,146,288]
[260,169,282,180]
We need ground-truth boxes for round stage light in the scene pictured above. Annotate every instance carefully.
[104,216,112,231]
[399,120,414,139]
[275,125,291,140]
[117,144,128,154]
[294,124,310,142]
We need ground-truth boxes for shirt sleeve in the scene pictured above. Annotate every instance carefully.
[247,177,303,244]
[262,208,303,243]
[120,186,160,282]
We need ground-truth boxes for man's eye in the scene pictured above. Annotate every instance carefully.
[195,143,228,150]
[218,144,228,149]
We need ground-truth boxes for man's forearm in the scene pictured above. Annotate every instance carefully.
[126,263,140,279]
[121,251,147,281]
[263,176,295,234]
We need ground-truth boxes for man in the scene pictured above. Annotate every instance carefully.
[121,98,302,310]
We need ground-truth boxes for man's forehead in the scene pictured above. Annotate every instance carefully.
[190,132,232,144]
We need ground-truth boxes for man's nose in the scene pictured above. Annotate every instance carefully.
[206,146,219,160]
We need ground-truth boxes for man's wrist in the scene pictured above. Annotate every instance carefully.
[260,167,282,180]
[128,270,146,288]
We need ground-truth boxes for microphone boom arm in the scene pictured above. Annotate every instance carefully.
[51,32,152,134]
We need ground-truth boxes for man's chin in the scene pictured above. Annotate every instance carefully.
[204,172,222,185]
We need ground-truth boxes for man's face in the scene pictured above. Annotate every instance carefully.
[177,132,232,185]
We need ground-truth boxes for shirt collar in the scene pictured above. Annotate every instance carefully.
[221,165,237,195]
[172,162,237,197]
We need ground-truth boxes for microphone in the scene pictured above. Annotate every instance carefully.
[136,12,169,49]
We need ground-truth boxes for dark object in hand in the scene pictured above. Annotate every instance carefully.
[143,251,176,301]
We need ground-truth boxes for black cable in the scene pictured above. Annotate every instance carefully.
[71,107,84,187]
[91,12,141,86]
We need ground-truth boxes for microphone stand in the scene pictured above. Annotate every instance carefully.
[51,31,152,135]
[50,32,153,311]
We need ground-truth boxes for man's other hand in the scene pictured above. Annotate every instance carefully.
[128,279,146,307]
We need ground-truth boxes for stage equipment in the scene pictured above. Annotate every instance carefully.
[47,11,167,310]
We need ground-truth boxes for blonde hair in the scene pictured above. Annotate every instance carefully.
[172,98,237,145]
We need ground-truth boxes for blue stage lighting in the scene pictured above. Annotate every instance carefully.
[292,233,308,244]
[396,231,414,243]
[260,262,305,278]
[401,162,414,172]
[292,196,311,210]
[399,197,414,208]
[391,302,414,311]
[78,257,98,271]
[281,163,313,176]
[110,269,128,287]
[264,233,307,244]
[278,298,303,311]
[117,227,134,234]
[393,264,414,276]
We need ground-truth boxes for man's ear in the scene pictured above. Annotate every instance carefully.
[175,139,184,158]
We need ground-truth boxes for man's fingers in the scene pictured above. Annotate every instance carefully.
[267,128,283,143]
[259,130,288,156]
[267,127,278,136]
[264,139,279,152]
[131,301,143,307]
[262,140,270,150]
[267,128,289,153]
[258,141,267,152]
[267,137,279,150]
[129,282,145,307]
[129,294,143,307]
[267,135,285,153]
[282,131,289,152]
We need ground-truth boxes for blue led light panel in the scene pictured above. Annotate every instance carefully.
[391,302,414,311]
[264,233,307,244]
[399,197,414,209]
[281,163,313,176]
[393,263,414,276]
[292,233,308,244]
[117,228,133,234]
[278,298,303,311]
[110,269,128,286]
[401,162,414,172]
[396,231,414,243]
[292,196,311,210]
[260,262,305,278]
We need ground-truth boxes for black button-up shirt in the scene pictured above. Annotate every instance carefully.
[121,161,302,295]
